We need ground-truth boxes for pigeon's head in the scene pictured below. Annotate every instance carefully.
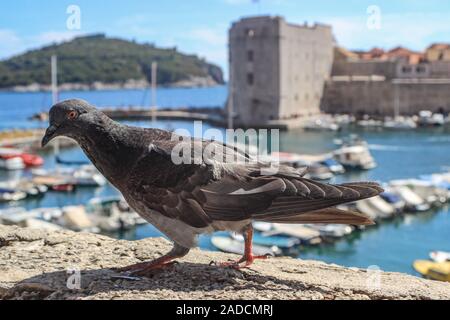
[41,99,100,147]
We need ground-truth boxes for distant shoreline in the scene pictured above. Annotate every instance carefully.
[0,77,225,93]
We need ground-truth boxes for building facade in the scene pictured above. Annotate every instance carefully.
[322,46,450,116]
[228,16,334,128]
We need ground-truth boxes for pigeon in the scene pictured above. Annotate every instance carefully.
[42,99,383,276]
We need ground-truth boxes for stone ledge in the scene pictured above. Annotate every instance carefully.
[0,225,449,300]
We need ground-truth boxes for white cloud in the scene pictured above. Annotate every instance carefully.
[34,31,82,45]
[0,30,84,60]
[116,14,156,37]
[0,30,25,59]
[321,12,450,51]
[189,28,226,46]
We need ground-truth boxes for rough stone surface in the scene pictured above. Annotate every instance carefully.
[0,225,449,300]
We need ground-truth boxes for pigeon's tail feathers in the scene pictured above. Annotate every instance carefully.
[255,207,374,226]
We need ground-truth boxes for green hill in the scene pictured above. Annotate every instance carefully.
[0,34,224,88]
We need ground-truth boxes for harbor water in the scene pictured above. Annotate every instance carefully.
[1,85,449,276]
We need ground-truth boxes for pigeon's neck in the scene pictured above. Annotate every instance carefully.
[77,117,146,187]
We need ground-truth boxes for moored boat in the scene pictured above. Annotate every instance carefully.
[211,236,282,256]
[389,185,430,212]
[230,232,300,249]
[430,251,450,263]
[413,260,450,282]
[0,147,43,167]
[333,145,377,170]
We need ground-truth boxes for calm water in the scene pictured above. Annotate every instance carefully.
[1,86,449,276]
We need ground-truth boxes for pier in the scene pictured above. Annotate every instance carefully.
[102,107,227,126]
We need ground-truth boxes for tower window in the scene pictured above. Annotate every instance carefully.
[247,50,254,62]
[247,73,254,85]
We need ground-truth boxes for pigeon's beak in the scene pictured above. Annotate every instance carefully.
[41,125,58,147]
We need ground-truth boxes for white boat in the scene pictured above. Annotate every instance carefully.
[270,224,322,244]
[390,179,448,206]
[430,251,450,262]
[73,165,107,186]
[87,197,144,232]
[57,205,99,233]
[333,145,377,170]
[0,207,40,224]
[418,110,445,127]
[304,119,340,132]
[0,180,48,198]
[32,165,106,187]
[0,188,27,202]
[22,218,64,231]
[320,158,345,174]
[389,185,430,212]
[0,156,25,170]
[252,221,273,233]
[211,236,281,256]
[358,196,396,220]
[304,163,334,181]
[355,200,379,222]
[383,117,417,130]
[305,224,353,238]
[357,119,383,128]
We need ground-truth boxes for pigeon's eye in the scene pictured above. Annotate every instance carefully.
[67,111,78,120]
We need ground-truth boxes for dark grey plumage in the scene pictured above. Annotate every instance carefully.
[42,99,383,273]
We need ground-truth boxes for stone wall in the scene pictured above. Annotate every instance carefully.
[1,225,449,300]
[321,78,450,116]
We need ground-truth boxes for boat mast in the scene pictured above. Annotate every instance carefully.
[394,81,400,119]
[151,61,157,122]
[51,55,60,161]
[51,55,58,106]
[227,55,234,130]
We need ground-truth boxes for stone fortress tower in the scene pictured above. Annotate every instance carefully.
[228,16,334,129]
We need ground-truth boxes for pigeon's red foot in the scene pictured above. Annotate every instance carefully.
[213,254,270,269]
[115,260,178,275]
[211,225,272,269]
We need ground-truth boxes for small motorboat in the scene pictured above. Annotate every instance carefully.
[304,163,334,181]
[363,196,396,220]
[430,251,450,263]
[0,207,39,224]
[389,185,430,212]
[413,260,450,282]
[303,118,340,132]
[87,196,146,232]
[269,224,322,245]
[0,180,48,198]
[355,199,379,222]
[0,148,43,167]
[383,117,417,130]
[305,224,354,239]
[0,187,27,202]
[211,236,282,256]
[32,165,106,188]
[333,145,377,170]
[379,190,406,213]
[0,154,25,170]
[230,232,300,249]
[390,179,448,206]
[417,110,445,127]
[320,158,345,174]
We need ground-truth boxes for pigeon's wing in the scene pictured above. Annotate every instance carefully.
[127,139,382,228]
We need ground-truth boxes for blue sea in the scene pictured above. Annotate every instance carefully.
[1,85,449,276]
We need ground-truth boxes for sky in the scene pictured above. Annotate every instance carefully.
[1,0,450,78]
